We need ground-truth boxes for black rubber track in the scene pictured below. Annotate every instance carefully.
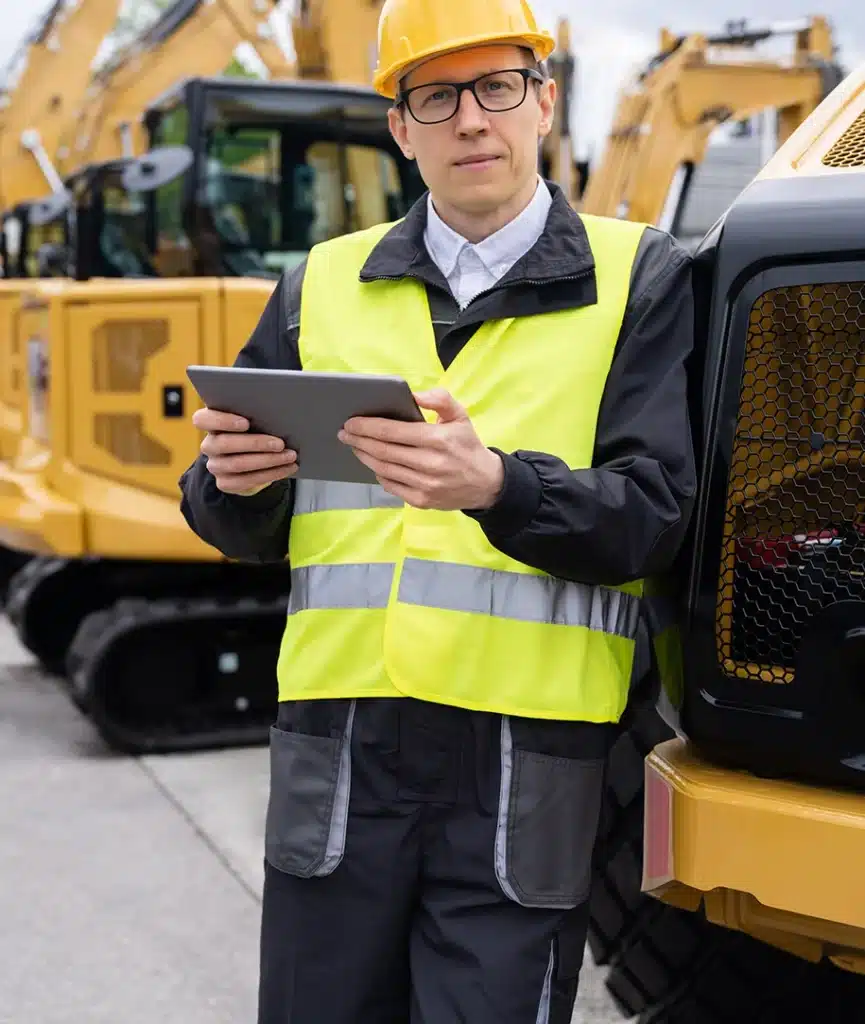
[67,594,289,755]
[4,555,292,681]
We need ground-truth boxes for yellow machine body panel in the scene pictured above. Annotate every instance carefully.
[643,739,865,972]
[0,276,277,560]
[754,58,865,182]
[0,283,27,460]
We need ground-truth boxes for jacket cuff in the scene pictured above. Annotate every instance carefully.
[462,449,542,536]
[213,478,291,513]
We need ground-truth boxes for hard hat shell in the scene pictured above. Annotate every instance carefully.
[372,0,556,99]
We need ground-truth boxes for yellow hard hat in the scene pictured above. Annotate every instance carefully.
[372,0,556,99]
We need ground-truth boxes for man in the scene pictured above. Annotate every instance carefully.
[178,0,696,1020]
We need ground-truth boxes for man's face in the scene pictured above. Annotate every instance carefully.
[388,44,556,216]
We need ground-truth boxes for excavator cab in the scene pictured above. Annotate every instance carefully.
[141,76,427,279]
[68,161,159,280]
[0,192,72,279]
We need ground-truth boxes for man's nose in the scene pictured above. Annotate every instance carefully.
[453,88,490,135]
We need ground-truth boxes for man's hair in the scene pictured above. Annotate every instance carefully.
[521,46,549,80]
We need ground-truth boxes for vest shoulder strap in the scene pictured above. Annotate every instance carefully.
[578,212,649,263]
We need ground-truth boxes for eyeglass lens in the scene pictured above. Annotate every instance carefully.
[407,71,529,123]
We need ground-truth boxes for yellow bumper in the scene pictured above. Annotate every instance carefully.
[643,737,865,971]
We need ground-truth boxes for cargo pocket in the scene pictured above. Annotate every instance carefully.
[264,699,356,878]
[495,716,605,908]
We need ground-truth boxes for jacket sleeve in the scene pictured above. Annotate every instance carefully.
[464,228,697,586]
[178,262,306,563]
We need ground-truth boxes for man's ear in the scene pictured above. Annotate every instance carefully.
[538,79,557,139]
[388,106,415,160]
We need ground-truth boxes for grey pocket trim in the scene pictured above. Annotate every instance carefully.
[495,716,604,909]
[319,699,356,874]
[264,700,356,878]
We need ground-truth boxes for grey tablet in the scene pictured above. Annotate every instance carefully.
[185,364,424,484]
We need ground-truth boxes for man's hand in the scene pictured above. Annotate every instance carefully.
[193,407,298,495]
[338,388,504,511]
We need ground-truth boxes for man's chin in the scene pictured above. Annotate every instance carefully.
[446,177,509,211]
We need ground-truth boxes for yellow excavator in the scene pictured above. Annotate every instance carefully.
[0,0,301,588]
[0,0,423,753]
[0,0,294,452]
[579,16,844,228]
[0,0,123,586]
[586,55,865,1020]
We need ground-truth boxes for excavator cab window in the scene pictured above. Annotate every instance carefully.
[201,121,422,276]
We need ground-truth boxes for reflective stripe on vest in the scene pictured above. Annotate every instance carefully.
[290,481,641,636]
[288,560,641,637]
[276,212,650,722]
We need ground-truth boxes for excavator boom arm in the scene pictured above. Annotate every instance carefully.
[291,0,383,84]
[0,0,123,208]
[63,0,292,170]
[581,17,841,227]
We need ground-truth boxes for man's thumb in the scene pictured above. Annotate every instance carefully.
[413,387,467,423]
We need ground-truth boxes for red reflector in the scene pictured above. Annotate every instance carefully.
[642,760,673,891]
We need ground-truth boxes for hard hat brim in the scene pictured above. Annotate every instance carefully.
[373,31,556,99]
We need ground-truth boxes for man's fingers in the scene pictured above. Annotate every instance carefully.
[215,463,298,494]
[344,433,441,472]
[340,416,437,447]
[201,431,287,457]
[351,448,430,490]
[413,388,467,423]
[192,407,250,433]
[207,450,296,477]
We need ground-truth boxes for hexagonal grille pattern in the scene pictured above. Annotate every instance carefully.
[822,110,865,167]
[717,283,865,683]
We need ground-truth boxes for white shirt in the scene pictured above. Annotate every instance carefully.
[423,177,552,309]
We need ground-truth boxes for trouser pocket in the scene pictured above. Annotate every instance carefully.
[264,699,356,878]
[495,715,607,909]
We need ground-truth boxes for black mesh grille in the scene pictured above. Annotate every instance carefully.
[822,110,865,168]
[717,283,865,683]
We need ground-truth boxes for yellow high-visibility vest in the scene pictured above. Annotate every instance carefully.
[275,212,659,722]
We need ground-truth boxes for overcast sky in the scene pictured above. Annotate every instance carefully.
[0,0,862,157]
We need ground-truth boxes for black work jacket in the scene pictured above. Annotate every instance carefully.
[179,182,697,588]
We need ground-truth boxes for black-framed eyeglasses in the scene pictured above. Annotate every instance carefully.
[396,68,544,125]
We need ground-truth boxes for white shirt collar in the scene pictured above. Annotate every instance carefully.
[424,177,552,281]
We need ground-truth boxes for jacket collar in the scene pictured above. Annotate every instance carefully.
[359,180,596,291]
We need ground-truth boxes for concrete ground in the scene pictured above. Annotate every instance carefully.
[0,615,626,1023]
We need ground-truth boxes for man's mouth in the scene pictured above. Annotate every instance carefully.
[454,155,501,167]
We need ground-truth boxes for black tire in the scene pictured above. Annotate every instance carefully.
[592,708,865,1022]
[587,704,675,966]
[631,917,865,1022]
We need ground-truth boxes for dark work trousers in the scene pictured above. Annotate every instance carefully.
[257,695,618,1024]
